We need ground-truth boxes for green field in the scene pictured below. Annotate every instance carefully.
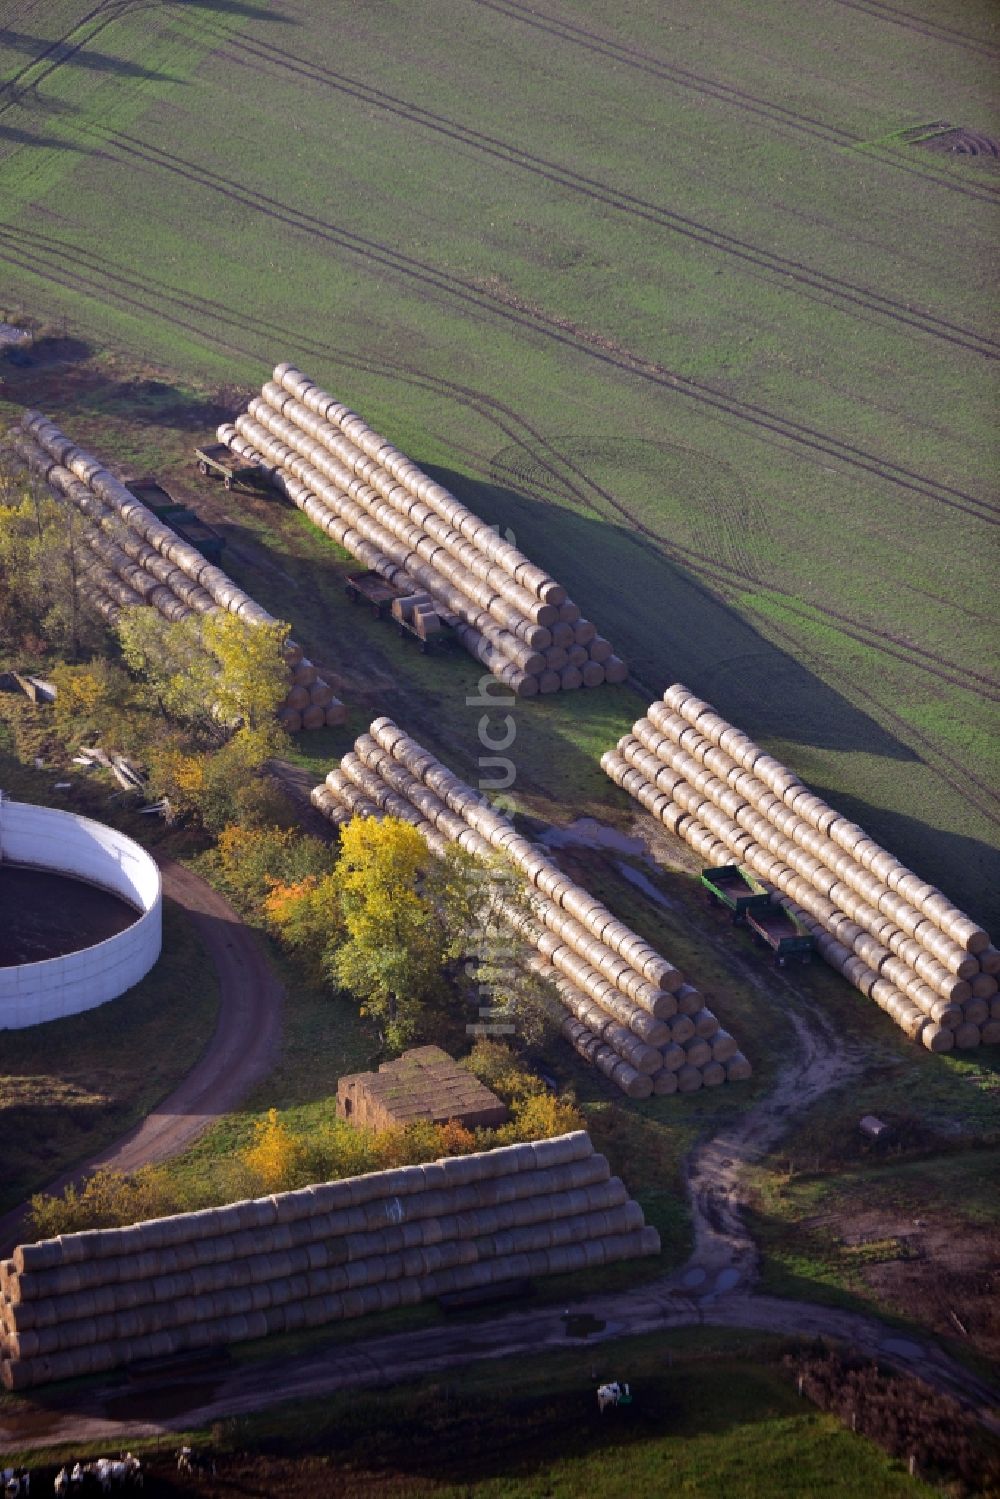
[1,0,998,923]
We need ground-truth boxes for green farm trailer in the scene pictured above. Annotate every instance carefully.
[700,864,771,922]
[746,903,815,967]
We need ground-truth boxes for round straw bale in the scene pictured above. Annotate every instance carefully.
[726,1052,752,1081]
[573,619,597,646]
[701,1060,726,1087]
[979,1018,1000,1045]
[683,1037,712,1069]
[676,1064,702,1093]
[961,997,989,1026]
[953,1022,980,1049]
[653,1069,678,1095]
[278,708,302,732]
[603,655,628,684]
[970,972,998,1000]
[301,704,326,730]
[588,636,613,663]
[559,665,583,690]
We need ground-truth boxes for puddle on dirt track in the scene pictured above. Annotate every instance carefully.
[615,861,678,910]
[563,1313,606,1339]
[104,1380,220,1422]
[538,817,645,857]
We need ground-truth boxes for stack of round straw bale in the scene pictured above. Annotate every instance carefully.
[601,685,998,1053]
[6,416,345,732]
[220,365,625,696]
[310,718,749,1096]
[0,1130,658,1390]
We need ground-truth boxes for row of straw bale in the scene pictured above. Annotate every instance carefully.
[310,719,749,1094]
[7,417,345,731]
[602,686,997,1053]
[0,1132,658,1388]
[220,365,626,693]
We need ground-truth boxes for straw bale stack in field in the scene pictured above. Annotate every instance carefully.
[311,719,748,1095]
[218,365,625,693]
[0,1131,658,1390]
[7,415,346,733]
[601,686,996,1054]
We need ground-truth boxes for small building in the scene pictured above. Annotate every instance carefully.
[337,1046,509,1132]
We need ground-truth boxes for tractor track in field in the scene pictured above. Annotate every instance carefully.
[475,423,1000,827]
[1,223,994,818]
[362,360,1000,826]
[8,145,997,538]
[828,0,1000,57]
[488,444,1000,703]
[212,29,1000,363]
[475,0,1000,206]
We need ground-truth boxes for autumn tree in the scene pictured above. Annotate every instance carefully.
[330,816,451,1048]
[116,608,290,745]
[242,1109,309,1192]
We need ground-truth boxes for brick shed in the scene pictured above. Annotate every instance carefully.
[337,1046,509,1131]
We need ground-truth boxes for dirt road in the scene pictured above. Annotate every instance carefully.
[0,859,283,1254]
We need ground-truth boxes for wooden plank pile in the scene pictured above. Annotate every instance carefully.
[7,413,345,732]
[312,718,750,1097]
[0,1130,658,1389]
[603,685,999,1053]
[220,365,626,696]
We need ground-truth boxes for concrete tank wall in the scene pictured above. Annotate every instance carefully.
[0,801,162,1029]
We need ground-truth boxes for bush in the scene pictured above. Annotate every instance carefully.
[786,1349,1000,1492]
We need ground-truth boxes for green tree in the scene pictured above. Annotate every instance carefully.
[0,482,106,658]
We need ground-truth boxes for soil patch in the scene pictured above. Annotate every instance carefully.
[0,867,139,965]
[842,1210,1000,1366]
[917,127,1000,160]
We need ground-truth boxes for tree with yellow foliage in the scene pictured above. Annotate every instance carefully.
[331,816,451,1048]
[242,1108,308,1193]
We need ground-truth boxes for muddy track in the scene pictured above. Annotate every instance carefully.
[209,30,999,361]
[683,1002,866,1288]
[4,992,998,1453]
[476,0,1000,206]
[0,858,283,1257]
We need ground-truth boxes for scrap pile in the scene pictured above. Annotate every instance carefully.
[1,1131,658,1389]
[7,413,344,732]
[220,365,626,696]
[603,685,999,1052]
[312,718,750,1097]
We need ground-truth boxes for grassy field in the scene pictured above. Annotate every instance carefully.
[2,1331,951,1495]
[1,0,998,925]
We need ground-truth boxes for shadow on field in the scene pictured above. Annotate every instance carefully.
[173,0,298,21]
[0,32,186,84]
[72,377,251,432]
[426,465,919,763]
[1,334,91,370]
[0,123,90,153]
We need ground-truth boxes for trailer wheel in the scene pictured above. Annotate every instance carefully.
[223,475,233,490]
[198,460,210,476]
